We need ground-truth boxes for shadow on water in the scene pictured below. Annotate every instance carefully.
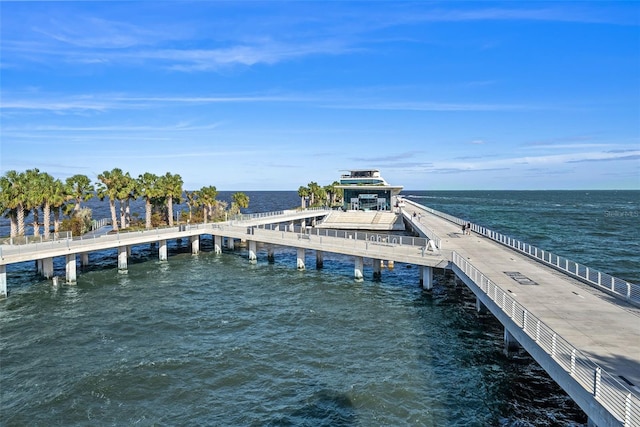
[267,389,356,427]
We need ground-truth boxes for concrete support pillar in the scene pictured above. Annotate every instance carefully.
[248,240,257,263]
[297,247,305,270]
[267,245,275,263]
[37,259,43,275]
[80,252,89,268]
[373,258,382,279]
[0,265,7,298]
[214,235,222,254]
[420,266,433,290]
[316,250,324,269]
[476,297,488,314]
[159,240,168,261]
[190,235,200,255]
[42,257,54,279]
[118,246,128,272]
[354,256,364,280]
[65,254,77,284]
[126,246,132,257]
[289,221,295,232]
[504,328,520,354]
[227,237,235,250]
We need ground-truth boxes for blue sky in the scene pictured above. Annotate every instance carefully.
[1,1,639,191]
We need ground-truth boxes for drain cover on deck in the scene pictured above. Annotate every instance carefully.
[504,271,538,286]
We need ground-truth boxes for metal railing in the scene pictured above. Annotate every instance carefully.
[0,231,73,247]
[90,217,111,230]
[401,210,442,248]
[257,223,430,249]
[452,252,640,427]
[231,207,330,222]
[403,198,640,306]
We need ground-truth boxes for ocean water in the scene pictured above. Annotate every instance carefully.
[1,190,637,426]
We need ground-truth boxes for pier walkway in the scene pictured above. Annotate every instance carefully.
[0,204,638,426]
[402,199,640,427]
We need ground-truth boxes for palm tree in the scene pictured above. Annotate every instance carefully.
[138,172,161,229]
[117,172,136,229]
[97,168,124,232]
[65,174,94,213]
[25,168,44,237]
[0,171,23,237]
[37,172,57,240]
[324,181,341,207]
[49,178,68,234]
[158,172,183,226]
[184,190,200,223]
[307,181,325,208]
[199,186,217,223]
[231,192,249,215]
[297,185,310,209]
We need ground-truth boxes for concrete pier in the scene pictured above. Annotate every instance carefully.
[504,329,521,354]
[267,245,275,263]
[190,235,200,255]
[476,297,488,314]
[159,240,168,261]
[420,266,433,290]
[118,246,128,271]
[0,206,637,427]
[316,250,324,269]
[42,257,54,279]
[214,235,222,254]
[373,258,381,278]
[80,253,89,268]
[0,265,6,298]
[227,237,235,250]
[354,256,364,280]
[248,240,257,263]
[65,254,76,283]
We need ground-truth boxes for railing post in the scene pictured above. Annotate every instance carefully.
[593,367,601,398]
[570,349,576,375]
[552,333,557,358]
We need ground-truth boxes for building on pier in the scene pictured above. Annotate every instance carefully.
[317,170,405,231]
[336,169,403,212]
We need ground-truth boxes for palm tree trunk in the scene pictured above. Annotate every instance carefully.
[43,203,51,240]
[17,204,25,236]
[167,196,174,227]
[125,199,131,228]
[9,212,17,237]
[54,208,61,233]
[110,199,119,232]
[32,208,40,237]
[119,200,126,229]
[145,199,152,229]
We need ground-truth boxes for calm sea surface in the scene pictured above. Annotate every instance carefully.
[1,190,638,426]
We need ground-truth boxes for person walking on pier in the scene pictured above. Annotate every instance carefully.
[466,222,471,235]
[462,223,466,235]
